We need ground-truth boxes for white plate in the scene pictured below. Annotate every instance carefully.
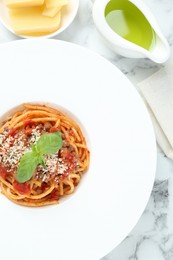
[0,39,156,260]
[0,0,79,38]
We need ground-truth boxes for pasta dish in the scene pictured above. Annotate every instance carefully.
[0,103,90,207]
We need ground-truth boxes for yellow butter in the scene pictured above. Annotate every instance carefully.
[42,6,62,17]
[5,0,44,8]
[45,0,68,9]
[42,0,67,17]
[9,7,61,36]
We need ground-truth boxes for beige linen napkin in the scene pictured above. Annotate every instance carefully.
[138,59,173,160]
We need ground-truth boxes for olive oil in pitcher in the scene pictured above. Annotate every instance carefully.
[105,0,156,50]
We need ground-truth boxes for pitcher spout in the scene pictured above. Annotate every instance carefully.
[145,36,170,63]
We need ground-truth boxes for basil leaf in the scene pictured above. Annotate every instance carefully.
[39,156,46,169]
[16,152,40,183]
[36,132,63,155]
[16,131,63,183]
[32,144,40,155]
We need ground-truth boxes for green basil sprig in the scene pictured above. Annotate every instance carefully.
[17,132,63,183]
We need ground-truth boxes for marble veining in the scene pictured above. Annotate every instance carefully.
[0,0,173,259]
[102,148,173,260]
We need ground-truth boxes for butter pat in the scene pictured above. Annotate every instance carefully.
[5,0,44,8]
[42,6,62,17]
[45,0,68,8]
[9,7,61,36]
[42,0,68,17]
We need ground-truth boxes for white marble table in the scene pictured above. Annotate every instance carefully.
[0,0,173,259]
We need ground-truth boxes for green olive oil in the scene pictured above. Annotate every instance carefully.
[105,0,156,50]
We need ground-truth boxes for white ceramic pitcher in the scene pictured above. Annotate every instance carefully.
[92,0,170,63]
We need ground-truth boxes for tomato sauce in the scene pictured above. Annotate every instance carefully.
[13,180,31,195]
[0,165,11,179]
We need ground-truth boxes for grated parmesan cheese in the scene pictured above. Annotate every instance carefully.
[0,124,78,183]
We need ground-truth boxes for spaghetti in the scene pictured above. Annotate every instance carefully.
[0,104,90,207]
